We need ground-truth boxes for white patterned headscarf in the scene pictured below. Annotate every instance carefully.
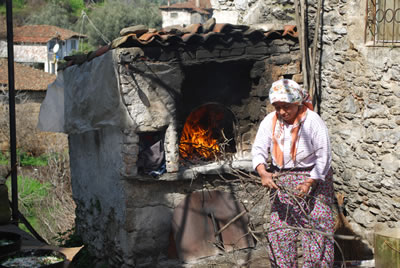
[269,79,311,108]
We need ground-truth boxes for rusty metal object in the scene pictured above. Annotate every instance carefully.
[171,190,254,262]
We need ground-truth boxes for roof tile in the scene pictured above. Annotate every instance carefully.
[160,0,212,14]
[62,20,299,69]
[0,58,56,91]
[11,25,86,44]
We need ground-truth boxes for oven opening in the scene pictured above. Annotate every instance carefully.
[179,103,236,165]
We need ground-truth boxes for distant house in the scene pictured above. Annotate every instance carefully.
[159,0,212,28]
[0,25,86,74]
[0,58,56,103]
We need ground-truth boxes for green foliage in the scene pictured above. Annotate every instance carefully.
[25,1,74,29]
[0,0,26,14]
[82,0,162,47]
[0,152,7,165]
[18,151,48,166]
[68,0,85,16]
[54,227,83,247]
[0,151,48,166]
[6,176,51,234]
[6,176,50,210]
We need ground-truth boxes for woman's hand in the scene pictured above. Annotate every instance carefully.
[295,178,316,197]
[260,172,279,189]
[256,164,278,189]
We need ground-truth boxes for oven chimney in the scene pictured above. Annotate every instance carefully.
[195,0,200,7]
[168,0,171,6]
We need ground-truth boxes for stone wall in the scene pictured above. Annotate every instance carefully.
[210,0,296,27]
[319,0,400,245]
[211,0,400,248]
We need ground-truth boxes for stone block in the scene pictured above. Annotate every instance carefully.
[181,51,196,61]
[250,60,265,79]
[166,161,179,172]
[353,208,376,228]
[246,45,270,55]
[230,47,245,56]
[122,131,139,144]
[122,154,138,177]
[158,49,177,61]
[196,49,215,59]
[381,154,400,176]
[270,55,292,65]
[292,73,303,83]
[122,144,139,155]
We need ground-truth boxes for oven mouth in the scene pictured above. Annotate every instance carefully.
[179,102,237,165]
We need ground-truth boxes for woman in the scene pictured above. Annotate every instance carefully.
[252,79,335,267]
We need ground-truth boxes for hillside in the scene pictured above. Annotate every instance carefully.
[0,0,182,47]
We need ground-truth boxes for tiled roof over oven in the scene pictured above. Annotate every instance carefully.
[61,19,298,69]
[0,58,56,91]
[11,25,86,44]
[159,0,212,15]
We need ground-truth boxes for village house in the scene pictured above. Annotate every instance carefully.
[0,58,56,152]
[159,0,212,28]
[0,25,86,74]
[0,58,55,103]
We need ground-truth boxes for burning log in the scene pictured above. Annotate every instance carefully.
[179,103,236,161]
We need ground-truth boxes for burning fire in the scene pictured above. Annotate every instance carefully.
[179,105,225,160]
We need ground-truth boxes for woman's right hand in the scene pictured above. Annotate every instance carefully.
[256,164,279,189]
[260,172,279,189]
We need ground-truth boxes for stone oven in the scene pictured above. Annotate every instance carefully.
[39,20,301,266]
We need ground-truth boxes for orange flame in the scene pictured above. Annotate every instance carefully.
[179,106,224,160]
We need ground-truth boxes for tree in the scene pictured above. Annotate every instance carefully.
[25,1,74,29]
[81,0,162,47]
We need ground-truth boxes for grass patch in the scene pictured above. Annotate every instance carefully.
[18,151,48,166]
[6,176,51,235]
[0,152,8,165]
[0,151,48,166]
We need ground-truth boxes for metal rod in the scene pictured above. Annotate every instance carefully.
[6,0,18,224]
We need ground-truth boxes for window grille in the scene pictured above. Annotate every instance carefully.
[170,12,178,18]
[365,0,400,46]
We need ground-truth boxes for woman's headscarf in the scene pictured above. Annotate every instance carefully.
[269,79,313,168]
[269,79,313,110]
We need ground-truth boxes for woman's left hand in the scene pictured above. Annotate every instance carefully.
[295,179,316,197]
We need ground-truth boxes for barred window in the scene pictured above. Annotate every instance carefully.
[366,0,400,46]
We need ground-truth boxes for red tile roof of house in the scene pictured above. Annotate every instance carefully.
[0,58,56,91]
[12,25,86,44]
[160,0,212,15]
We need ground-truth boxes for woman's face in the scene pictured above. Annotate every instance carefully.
[272,101,300,124]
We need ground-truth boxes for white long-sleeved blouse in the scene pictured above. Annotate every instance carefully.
[251,109,332,180]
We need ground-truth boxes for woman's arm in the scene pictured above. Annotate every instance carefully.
[252,114,278,189]
[309,113,332,181]
[252,114,273,170]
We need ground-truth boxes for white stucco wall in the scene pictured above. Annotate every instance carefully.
[212,10,240,24]
[10,44,48,63]
[161,10,193,27]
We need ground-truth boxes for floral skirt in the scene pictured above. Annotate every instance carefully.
[267,169,335,268]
